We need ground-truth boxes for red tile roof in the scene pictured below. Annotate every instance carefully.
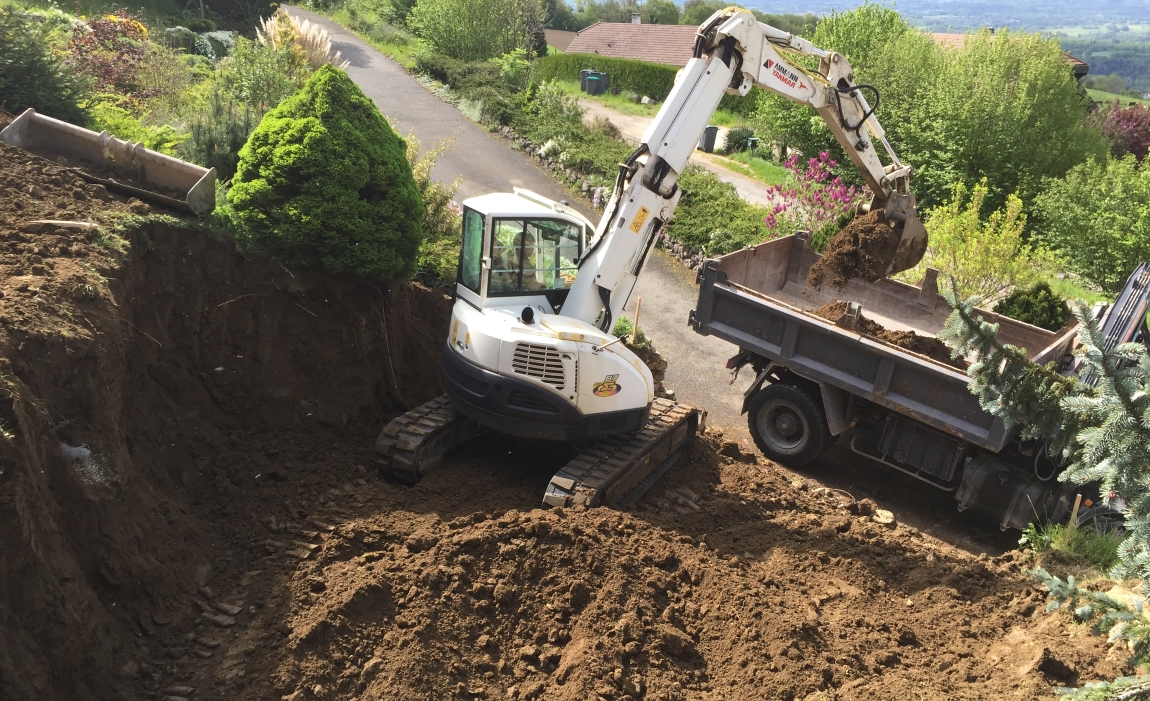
[566,22,698,67]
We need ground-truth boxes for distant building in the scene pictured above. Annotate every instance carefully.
[930,33,1089,80]
[545,29,578,53]
[564,21,698,67]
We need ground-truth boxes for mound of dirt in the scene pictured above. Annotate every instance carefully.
[808,211,903,290]
[812,301,966,369]
[236,431,1123,701]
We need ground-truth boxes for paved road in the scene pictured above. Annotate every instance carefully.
[580,100,774,206]
[281,8,1014,555]
[285,6,580,205]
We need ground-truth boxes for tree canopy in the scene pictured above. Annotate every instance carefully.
[750,3,1107,213]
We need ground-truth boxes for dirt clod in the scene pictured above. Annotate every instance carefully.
[808,210,903,290]
[811,300,966,369]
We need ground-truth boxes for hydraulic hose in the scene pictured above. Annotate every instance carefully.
[598,285,613,333]
[832,82,880,141]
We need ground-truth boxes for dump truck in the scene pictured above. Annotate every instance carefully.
[689,231,1133,530]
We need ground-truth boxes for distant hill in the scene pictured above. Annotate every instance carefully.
[742,0,1150,31]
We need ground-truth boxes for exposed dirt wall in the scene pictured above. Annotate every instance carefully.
[0,147,450,700]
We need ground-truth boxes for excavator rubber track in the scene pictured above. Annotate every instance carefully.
[374,395,488,484]
[543,399,704,509]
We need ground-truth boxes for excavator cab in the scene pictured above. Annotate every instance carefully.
[455,189,592,315]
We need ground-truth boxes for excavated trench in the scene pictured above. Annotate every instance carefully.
[0,147,1129,701]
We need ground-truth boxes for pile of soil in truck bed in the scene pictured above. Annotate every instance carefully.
[811,300,967,370]
[0,142,1126,701]
[808,211,903,290]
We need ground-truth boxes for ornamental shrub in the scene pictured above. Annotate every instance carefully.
[764,152,860,251]
[992,282,1071,331]
[68,11,152,98]
[722,126,755,154]
[0,7,91,124]
[229,65,424,280]
[1094,103,1150,162]
[663,165,771,255]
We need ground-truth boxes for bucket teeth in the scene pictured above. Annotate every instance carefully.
[543,401,703,509]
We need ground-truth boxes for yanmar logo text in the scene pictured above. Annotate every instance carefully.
[763,59,807,91]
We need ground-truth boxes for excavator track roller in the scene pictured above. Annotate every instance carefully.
[374,395,487,484]
[543,399,704,509]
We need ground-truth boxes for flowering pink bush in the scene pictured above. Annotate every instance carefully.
[764,152,860,248]
[1092,102,1150,162]
[68,11,152,98]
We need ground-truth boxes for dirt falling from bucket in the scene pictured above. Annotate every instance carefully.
[807,211,904,290]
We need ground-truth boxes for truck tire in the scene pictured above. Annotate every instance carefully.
[747,382,830,467]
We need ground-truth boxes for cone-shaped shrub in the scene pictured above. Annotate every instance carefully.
[229,65,424,280]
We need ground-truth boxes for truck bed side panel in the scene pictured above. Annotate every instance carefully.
[693,260,1010,452]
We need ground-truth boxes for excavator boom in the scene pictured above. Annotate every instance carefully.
[565,9,927,333]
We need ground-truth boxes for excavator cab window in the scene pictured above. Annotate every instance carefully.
[489,218,581,298]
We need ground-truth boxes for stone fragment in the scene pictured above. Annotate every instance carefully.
[201,612,235,628]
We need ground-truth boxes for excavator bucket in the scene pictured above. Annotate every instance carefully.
[882,192,928,276]
[1,109,216,216]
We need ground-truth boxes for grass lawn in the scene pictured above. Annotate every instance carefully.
[1045,275,1110,305]
[713,150,789,186]
[323,4,418,68]
[1087,88,1150,106]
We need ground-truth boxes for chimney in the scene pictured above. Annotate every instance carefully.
[631,12,641,24]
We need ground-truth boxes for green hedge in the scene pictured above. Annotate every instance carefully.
[531,52,759,113]
[532,53,678,100]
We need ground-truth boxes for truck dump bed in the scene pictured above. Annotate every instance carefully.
[690,234,1079,452]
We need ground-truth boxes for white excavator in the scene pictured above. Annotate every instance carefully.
[375,7,928,507]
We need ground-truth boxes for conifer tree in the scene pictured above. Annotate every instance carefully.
[940,285,1150,699]
[942,285,1150,580]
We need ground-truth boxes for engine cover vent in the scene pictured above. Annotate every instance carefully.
[511,343,566,390]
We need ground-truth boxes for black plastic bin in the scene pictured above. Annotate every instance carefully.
[698,125,719,153]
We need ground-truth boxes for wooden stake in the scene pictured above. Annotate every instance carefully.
[1064,493,1083,547]
[632,297,642,344]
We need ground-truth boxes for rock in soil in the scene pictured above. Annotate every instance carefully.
[808,210,903,290]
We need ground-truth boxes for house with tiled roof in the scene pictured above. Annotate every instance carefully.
[565,20,698,67]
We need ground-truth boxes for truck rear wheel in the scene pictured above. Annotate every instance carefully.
[748,383,830,467]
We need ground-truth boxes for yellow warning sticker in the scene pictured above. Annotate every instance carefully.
[629,206,650,233]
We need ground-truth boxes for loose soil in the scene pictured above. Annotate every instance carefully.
[811,300,967,370]
[0,144,1127,701]
[807,211,903,290]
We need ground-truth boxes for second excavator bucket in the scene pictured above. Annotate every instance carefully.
[1,109,216,216]
[882,192,928,276]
